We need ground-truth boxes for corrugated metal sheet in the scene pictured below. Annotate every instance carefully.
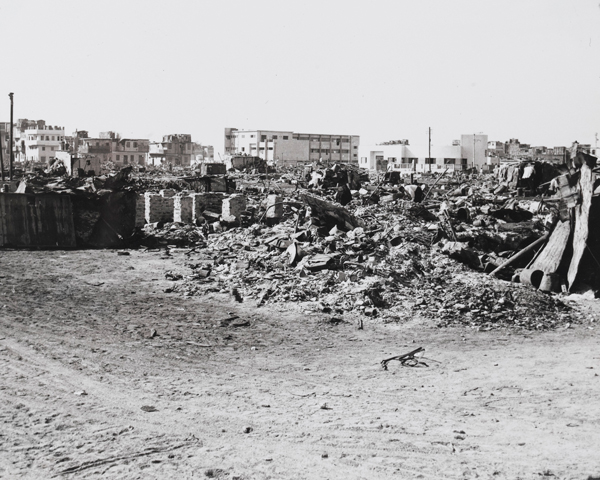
[0,193,76,248]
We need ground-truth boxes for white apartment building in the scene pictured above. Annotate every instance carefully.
[20,124,65,164]
[225,128,360,167]
[359,134,489,174]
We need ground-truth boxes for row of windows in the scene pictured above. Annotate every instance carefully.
[28,146,57,151]
[235,134,290,141]
[310,149,350,154]
[28,135,64,141]
[115,154,146,163]
[392,157,469,165]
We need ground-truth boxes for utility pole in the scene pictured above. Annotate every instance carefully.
[9,93,14,180]
[428,127,431,173]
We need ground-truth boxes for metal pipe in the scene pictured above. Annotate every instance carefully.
[489,232,550,277]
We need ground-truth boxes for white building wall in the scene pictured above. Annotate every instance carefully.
[460,134,488,168]
[22,127,65,163]
[226,129,359,167]
[359,144,466,173]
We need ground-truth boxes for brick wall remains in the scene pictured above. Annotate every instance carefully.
[222,194,247,222]
[174,195,194,223]
[191,193,225,222]
[145,192,174,223]
[135,193,146,227]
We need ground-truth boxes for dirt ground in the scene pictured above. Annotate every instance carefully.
[0,249,599,480]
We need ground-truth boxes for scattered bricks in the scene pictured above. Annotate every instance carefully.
[174,195,194,224]
[145,192,174,224]
[222,194,247,224]
[135,193,146,228]
[266,195,283,219]
[191,193,225,223]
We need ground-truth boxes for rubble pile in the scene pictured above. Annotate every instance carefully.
[150,172,580,330]
[4,149,598,330]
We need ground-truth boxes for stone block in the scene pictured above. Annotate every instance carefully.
[266,194,283,218]
[222,194,247,222]
[174,195,194,223]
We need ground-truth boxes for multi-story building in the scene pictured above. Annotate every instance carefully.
[487,141,506,158]
[191,143,215,167]
[19,123,65,165]
[149,134,193,167]
[224,128,360,167]
[76,131,149,167]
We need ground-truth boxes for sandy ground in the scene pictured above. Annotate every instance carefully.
[0,249,599,479]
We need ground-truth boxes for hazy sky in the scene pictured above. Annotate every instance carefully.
[1,0,599,154]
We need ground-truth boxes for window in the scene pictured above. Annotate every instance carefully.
[341,149,349,154]
[261,135,266,141]
[126,142,130,148]
[52,136,55,141]
[226,135,231,140]
[268,147,273,150]
[283,136,288,140]
[353,146,358,149]
[353,154,358,157]
[272,135,278,139]
[311,149,319,153]
[116,155,120,161]
[96,142,99,146]
[259,147,265,150]
[425,158,435,164]
[123,155,128,164]
[133,142,137,148]
[444,158,455,164]
[41,156,46,162]
[461,158,468,164]
[241,147,245,152]
[42,146,46,151]
[46,136,49,141]
[139,155,144,162]
[407,157,418,163]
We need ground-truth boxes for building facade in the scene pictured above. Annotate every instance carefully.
[359,143,469,174]
[76,131,149,167]
[359,134,489,173]
[149,134,193,167]
[225,128,360,167]
[2,119,65,165]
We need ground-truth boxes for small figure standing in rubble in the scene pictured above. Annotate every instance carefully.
[335,183,352,206]
[403,183,424,203]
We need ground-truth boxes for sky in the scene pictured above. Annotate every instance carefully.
[0,0,599,155]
